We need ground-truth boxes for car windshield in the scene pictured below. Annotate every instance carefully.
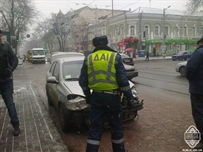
[33,50,44,55]
[62,60,83,80]
[177,51,187,55]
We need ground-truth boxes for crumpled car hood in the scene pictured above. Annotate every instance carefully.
[64,81,84,96]
[64,80,134,95]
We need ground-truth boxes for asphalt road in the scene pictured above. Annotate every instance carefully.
[16,60,195,152]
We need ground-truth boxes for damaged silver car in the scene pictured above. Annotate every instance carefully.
[45,56,143,132]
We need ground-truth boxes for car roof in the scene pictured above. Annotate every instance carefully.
[58,56,85,62]
[52,52,84,56]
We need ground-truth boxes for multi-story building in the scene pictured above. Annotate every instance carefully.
[85,7,202,56]
[66,6,126,52]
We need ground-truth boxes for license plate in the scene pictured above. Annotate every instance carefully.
[124,59,130,62]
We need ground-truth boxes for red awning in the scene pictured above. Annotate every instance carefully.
[125,48,134,52]
[124,37,138,42]
[117,41,125,46]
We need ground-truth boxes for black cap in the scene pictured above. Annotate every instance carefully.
[197,38,203,44]
[92,36,108,47]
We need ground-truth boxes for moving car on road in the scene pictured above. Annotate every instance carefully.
[45,56,143,132]
[175,61,187,77]
[172,51,192,61]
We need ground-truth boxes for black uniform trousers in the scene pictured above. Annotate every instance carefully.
[86,91,125,152]
[190,93,203,143]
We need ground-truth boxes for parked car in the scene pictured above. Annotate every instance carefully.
[175,61,187,77]
[120,53,138,80]
[172,51,192,61]
[50,52,84,64]
[120,53,134,66]
[18,56,23,65]
[45,54,51,62]
[46,56,143,132]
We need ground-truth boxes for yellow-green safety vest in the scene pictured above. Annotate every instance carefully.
[87,50,119,90]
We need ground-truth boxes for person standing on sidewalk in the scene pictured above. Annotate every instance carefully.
[79,35,136,152]
[186,38,203,149]
[0,30,20,136]
[145,50,149,61]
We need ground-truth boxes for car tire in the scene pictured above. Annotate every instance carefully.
[128,111,138,121]
[180,66,186,77]
[59,104,71,132]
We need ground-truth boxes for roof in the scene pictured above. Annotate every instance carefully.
[130,7,198,16]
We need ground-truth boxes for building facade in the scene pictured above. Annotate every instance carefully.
[85,7,202,56]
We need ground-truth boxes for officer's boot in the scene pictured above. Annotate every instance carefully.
[12,123,20,136]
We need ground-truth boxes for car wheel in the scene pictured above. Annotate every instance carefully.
[59,104,71,132]
[128,111,138,121]
[180,66,186,77]
[172,59,175,61]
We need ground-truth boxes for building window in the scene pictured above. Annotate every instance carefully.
[192,27,196,36]
[174,27,179,36]
[155,26,159,35]
[130,25,135,35]
[201,27,203,36]
[144,25,149,36]
[115,27,119,36]
[165,26,169,36]
[120,26,123,36]
[110,28,114,37]
[183,26,187,36]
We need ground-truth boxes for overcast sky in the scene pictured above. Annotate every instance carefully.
[33,0,188,19]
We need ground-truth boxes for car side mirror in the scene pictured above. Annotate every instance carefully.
[47,76,58,84]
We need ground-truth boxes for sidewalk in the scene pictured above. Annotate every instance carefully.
[134,55,171,62]
[0,80,69,152]
[0,55,171,152]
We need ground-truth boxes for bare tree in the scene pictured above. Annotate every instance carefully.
[0,0,37,53]
[187,0,203,14]
[49,10,78,52]
[33,19,56,52]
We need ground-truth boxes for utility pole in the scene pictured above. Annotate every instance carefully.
[162,6,170,57]
[112,0,114,16]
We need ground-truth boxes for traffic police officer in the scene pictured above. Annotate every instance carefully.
[79,36,136,152]
[0,30,20,136]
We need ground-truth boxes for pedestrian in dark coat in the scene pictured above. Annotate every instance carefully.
[186,37,203,149]
[0,30,20,136]
[145,50,149,61]
[79,36,136,152]
[153,47,156,57]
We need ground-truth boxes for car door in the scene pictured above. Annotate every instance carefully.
[47,62,60,106]
[50,62,60,104]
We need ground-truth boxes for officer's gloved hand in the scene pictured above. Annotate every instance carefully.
[127,98,138,108]
[85,95,91,104]
[3,68,12,78]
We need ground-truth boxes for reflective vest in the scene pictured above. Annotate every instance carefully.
[87,50,119,90]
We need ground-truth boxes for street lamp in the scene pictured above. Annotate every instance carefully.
[162,5,170,46]
[112,0,114,16]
